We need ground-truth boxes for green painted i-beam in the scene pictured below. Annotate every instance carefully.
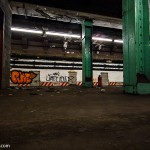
[82,19,93,87]
[123,0,150,94]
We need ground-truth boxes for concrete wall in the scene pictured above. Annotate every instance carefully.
[10,68,123,84]
[0,0,12,89]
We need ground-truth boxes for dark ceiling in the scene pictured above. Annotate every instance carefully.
[10,0,123,65]
[11,0,122,18]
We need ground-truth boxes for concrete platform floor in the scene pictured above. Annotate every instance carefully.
[0,86,150,150]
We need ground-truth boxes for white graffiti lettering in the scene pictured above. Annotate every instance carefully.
[46,72,74,82]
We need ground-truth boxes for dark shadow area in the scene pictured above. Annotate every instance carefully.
[0,8,4,89]
[13,0,122,18]
[137,73,150,83]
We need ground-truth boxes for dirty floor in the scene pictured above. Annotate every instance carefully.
[0,86,150,150]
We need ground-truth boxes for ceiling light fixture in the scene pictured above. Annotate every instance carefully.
[46,31,81,38]
[11,27,123,43]
[11,27,43,34]
[92,37,112,42]
[114,39,123,43]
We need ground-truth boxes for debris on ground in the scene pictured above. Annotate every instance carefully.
[62,89,69,91]
[78,127,87,132]
[46,88,57,92]
[20,100,24,102]
[101,89,106,92]
[9,86,15,90]
[30,93,38,96]
[15,87,19,90]
[30,110,36,113]
[26,88,32,91]
[37,87,42,90]
[0,86,150,149]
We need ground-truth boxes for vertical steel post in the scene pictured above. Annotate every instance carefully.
[123,0,150,94]
[143,0,150,79]
[0,9,3,89]
[82,19,93,87]
[0,0,12,89]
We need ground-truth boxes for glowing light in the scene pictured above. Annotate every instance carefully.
[114,39,123,43]
[46,31,81,38]
[11,27,43,34]
[92,37,112,42]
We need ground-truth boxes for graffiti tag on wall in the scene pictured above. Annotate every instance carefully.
[46,72,74,82]
[11,70,37,84]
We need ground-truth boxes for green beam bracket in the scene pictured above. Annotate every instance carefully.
[123,0,150,94]
[82,19,93,87]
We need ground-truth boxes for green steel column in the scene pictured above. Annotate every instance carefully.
[82,19,93,87]
[123,0,150,94]
[123,0,137,93]
[143,0,150,79]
